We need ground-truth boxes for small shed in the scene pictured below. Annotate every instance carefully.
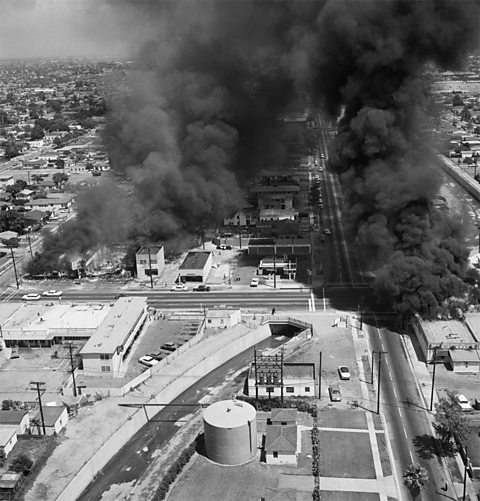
[0,472,22,499]
[206,308,241,329]
[0,410,30,435]
[33,406,68,435]
[269,408,298,426]
[0,427,17,458]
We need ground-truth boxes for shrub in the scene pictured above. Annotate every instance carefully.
[9,454,33,475]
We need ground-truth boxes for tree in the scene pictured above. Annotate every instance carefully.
[52,172,69,189]
[403,463,429,495]
[6,179,28,197]
[452,93,464,107]
[4,136,21,159]
[434,390,471,452]
[9,454,33,475]
[55,158,65,169]
[30,125,45,140]
[460,107,472,122]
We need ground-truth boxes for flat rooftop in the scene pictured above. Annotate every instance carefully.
[420,319,477,345]
[179,251,211,270]
[81,297,147,355]
[206,309,240,319]
[137,246,163,255]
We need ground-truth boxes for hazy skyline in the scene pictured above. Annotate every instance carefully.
[0,0,158,60]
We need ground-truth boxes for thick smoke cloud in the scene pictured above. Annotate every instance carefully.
[31,1,479,319]
[313,0,477,318]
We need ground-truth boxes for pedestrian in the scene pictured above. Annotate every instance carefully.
[271,307,276,315]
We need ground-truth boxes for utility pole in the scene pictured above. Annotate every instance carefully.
[371,350,375,385]
[376,351,387,415]
[30,381,46,435]
[273,240,277,289]
[147,246,154,289]
[429,347,438,412]
[9,245,19,289]
[318,351,322,399]
[66,343,78,397]
[463,445,468,501]
[358,296,364,330]
[27,233,33,260]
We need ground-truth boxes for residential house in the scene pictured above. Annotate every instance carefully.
[265,425,297,465]
[269,408,298,426]
[33,405,68,435]
[0,410,30,434]
[0,428,17,458]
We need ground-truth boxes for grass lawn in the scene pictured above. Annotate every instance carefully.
[168,455,284,501]
[319,431,375,479]
[318,408,368,430]
[321,493,380,501]
[376,433,392,477]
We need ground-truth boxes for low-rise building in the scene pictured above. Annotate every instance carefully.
[33,405,68,436]
[0,410,30,435]
[178,251,212,283]
[0,428,17,458]
[0,176,14,190]
[411,315,480,373]
[135,246,165,280]
[265,425,297,465]
[80,297,148,377]
[24,194,75,213]
[206,309,241,329]
[269,408,297,426]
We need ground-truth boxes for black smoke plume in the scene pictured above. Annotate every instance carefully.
[313,0,477,318]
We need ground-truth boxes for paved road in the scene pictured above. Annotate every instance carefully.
[80,335,282,501]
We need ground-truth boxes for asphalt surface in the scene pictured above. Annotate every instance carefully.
[80,334,283,501]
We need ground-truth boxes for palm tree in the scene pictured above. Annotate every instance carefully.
[404,463,429,495]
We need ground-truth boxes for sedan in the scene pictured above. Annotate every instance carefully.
[338,365,351,380]
[43,290,63,297]
[250,277,259,287]
[22,293,41,301]
[328,385,342,402]
[138,355,158,367]
[171,283,189,292]
[324,228,332,236]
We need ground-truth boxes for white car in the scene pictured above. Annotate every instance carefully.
[338,365,351,380]
[22,293,41,301]
[250,277,259,287]
[171,283,189,292]
[42,290,63,297]
[456,394,474,412]
[324,228,332,236]
[138,355,159,368]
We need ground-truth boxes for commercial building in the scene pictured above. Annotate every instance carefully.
[1,303,111,348]
[248,237,311,257]
[135,246,165,280]
[80,297,148,377]
[412,314,480,373]
[203,399,257,465]
[178,251,212,283]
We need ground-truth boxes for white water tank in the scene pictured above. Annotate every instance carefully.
[203,399,257,465]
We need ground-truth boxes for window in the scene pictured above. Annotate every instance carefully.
[286,387,294,393]
[208,319,212,323]
[266,387,274,393]
[273,451,278,458]
[101,366,111,372]
[281,421,287,425]
[150,259,157,264]
[305,387,311,392]
[100,354,110,360]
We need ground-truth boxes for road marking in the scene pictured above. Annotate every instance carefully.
[409,451,414,463]
[393,387,398,398]
[402,426,408,439]
[310,291,316,312]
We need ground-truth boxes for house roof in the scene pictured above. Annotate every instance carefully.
[449,349,480,362]
[265,425,297,453]
[270,408,297,423]
[0,426,17,446]
[0,410,28,425]
[179,251,211,270]
[35,406,66,427]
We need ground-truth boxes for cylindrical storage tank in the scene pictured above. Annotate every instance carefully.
[203,399,257,465]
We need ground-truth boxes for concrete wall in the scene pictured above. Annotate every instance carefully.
[54,322,271,501]
[436,154,480,202]
[266,451,297,465]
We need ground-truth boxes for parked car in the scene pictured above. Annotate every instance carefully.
[250,277,259,287]
[138,355,158,367]
[161,342,178,352]
[320,153,325,159]
[338,365,351,380]
[456,394,474,412]
[171,283,189,292]
[149,352,166,361]
[217,244,227,250]
[193,284,211,292]
[42,290,63,297]
[22,293,41,301]
[329,385,342,402]
[324,228,332,236]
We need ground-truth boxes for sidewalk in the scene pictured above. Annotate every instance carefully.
[25,323,268,501]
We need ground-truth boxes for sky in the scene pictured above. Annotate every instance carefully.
[0,0,154,59]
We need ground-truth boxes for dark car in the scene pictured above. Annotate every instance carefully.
[149,352,166,361]
[161,342,178,352]
[193,284,211,292]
